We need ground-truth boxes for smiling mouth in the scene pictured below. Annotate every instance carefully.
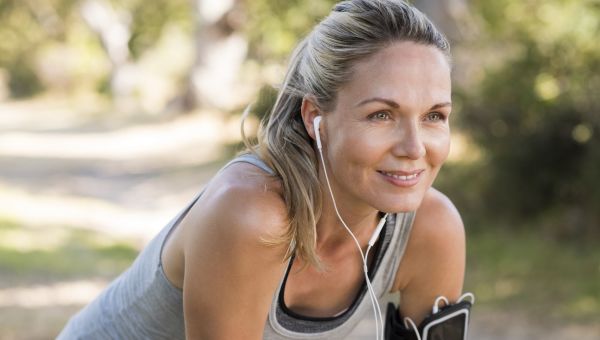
[378,171,419,180]
[376,169,425,187]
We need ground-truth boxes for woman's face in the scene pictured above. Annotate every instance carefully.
[319,41,452,213]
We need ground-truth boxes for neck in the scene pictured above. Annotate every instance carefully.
[316,185,381,250]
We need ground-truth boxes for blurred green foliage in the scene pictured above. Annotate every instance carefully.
[466,227,600,322]
[121,0,191,59]
[0,0,77,96]
[451,0,600,238]
[0,0,191,97]
[244,0,336,61]
[252,84,279,121]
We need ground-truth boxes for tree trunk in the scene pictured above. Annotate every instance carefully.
[176,0,247,113]
[80,0,134,108]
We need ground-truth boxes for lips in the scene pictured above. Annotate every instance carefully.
[377,169,424,187]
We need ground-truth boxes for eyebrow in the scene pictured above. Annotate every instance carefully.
[355,97,452,111]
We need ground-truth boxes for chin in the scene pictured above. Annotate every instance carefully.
[376,193,424,213]
[370,171,436,213]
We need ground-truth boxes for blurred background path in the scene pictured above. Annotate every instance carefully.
[1,98,598,339]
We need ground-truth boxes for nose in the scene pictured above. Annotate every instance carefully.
[391,121,426,160]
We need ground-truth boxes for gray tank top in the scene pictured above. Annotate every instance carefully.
[57,154,415,339]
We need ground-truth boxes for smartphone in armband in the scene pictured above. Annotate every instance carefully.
[420,299,471,340]
[384,293,474,340]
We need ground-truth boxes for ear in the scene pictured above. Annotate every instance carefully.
[300,95,323,145]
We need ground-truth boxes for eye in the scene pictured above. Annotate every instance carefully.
[369,111,391,121]
[424,112,447,122]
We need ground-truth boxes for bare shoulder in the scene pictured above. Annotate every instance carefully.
[392,187,466,324]
[412,187,464,244]
[183,161,288,246]
[181,161,290,276]
[179,161,289,338]
[395,187,465,278]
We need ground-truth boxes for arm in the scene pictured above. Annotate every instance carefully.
[180,181,289,339]
[392,188,466,325]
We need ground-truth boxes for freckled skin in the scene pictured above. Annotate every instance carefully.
[317,41,452,215]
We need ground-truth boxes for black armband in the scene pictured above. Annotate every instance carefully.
[384,293,474,340]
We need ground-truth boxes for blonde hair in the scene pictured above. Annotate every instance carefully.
[242,0,450,268]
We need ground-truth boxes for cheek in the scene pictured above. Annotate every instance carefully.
[335,129,384,163]
[327,129,383,177]
[425,132,451,166]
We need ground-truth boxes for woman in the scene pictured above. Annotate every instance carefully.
[59,0,471,339]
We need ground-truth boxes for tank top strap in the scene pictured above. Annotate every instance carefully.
[223,152,276,176]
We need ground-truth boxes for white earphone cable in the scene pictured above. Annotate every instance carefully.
[403,317,422,340]
[365,245,385,337]
[316,138,387,340]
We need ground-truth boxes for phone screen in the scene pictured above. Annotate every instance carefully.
[423,312,467,340]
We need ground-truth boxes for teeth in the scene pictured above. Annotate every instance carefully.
[381,171,419,180]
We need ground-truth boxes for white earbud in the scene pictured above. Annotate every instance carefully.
[313,116,323,149]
